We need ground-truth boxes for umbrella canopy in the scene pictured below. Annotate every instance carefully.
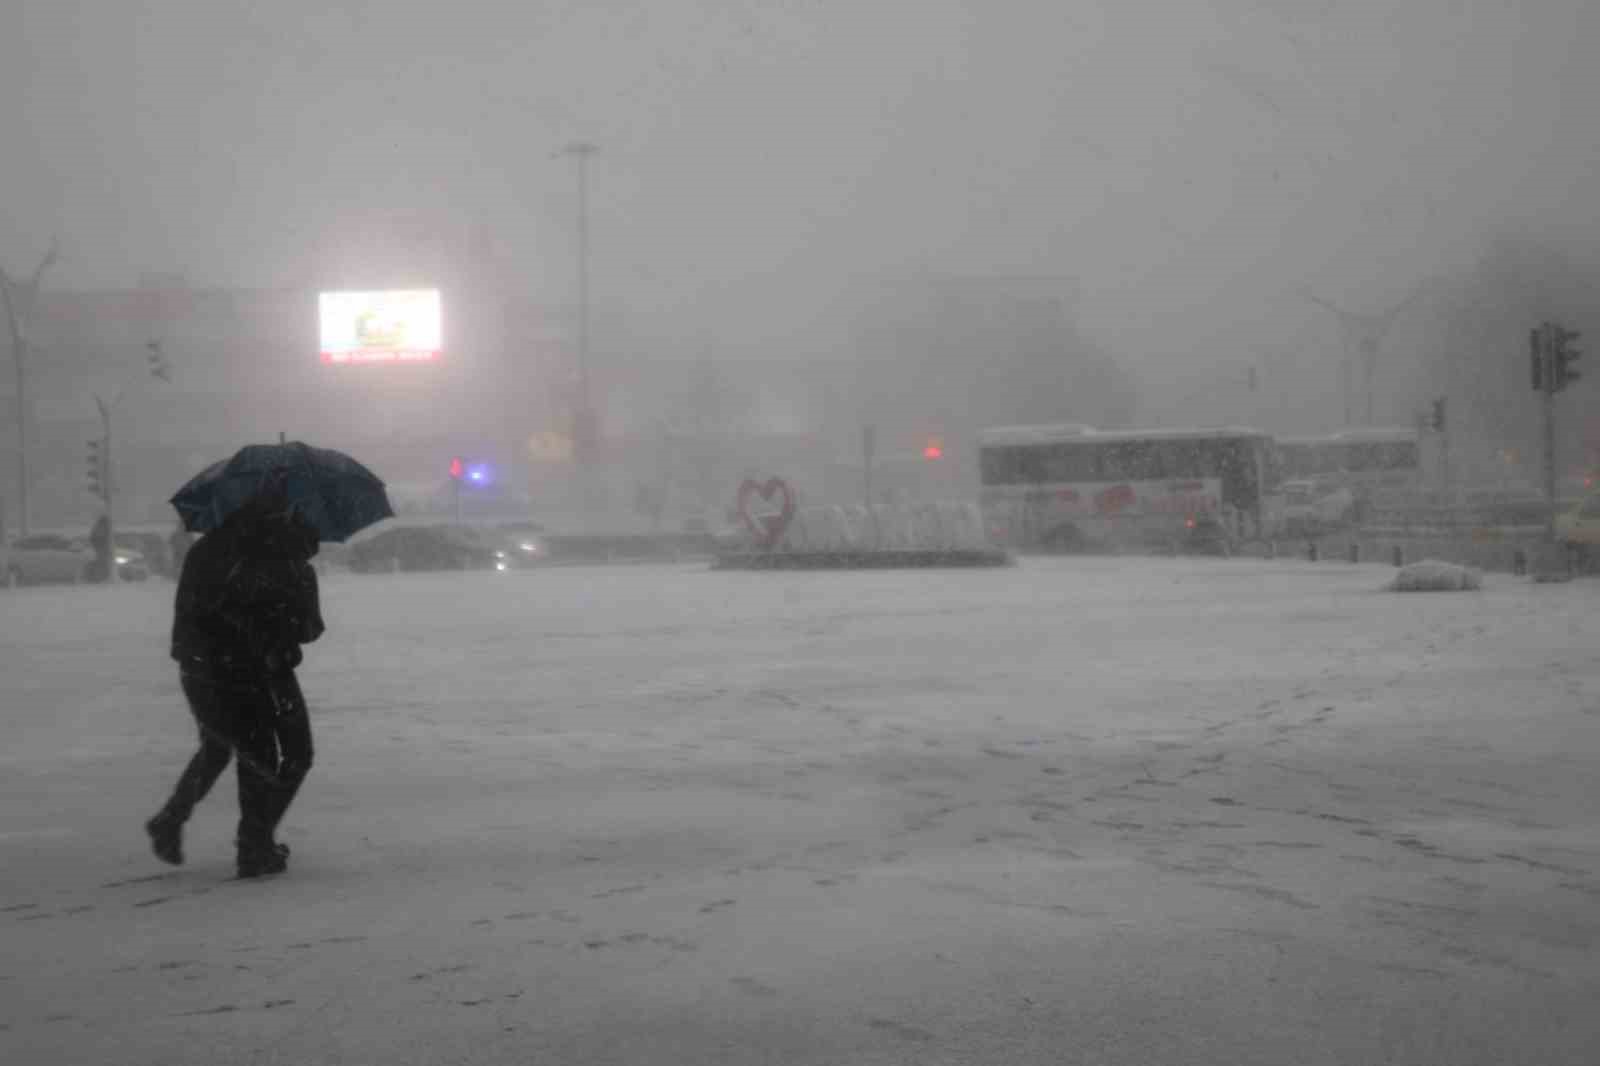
[171,442,395,543]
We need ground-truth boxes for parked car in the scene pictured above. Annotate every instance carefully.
[484,530,548,570]
[108,542,150,581]
[114,531,171,578]
[77,534,149,582]
[5,533,93,584]
[348,525,499,574]
[1280,479,1357,536]
[3,532,152,585]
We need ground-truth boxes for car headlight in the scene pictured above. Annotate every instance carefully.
[519,541,537,553]
[115,555,130,565]
[495,560,508,571]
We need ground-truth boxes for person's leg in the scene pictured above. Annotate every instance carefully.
[231,679,287,875]
[261,672,314,842]
[146,673,236,865]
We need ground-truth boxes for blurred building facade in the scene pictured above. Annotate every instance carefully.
[3,276,559,533]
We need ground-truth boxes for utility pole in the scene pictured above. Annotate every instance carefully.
[555,142,599,468]
[92,394,117,583]
[1,238,60,537]
[1543,355,1557,541]
[1440,411,1453,504]
[1428,396,1450,501]
[862,424,876,509]
[449,456,464,524]
[87,340,173,581]
[554,142,601,527]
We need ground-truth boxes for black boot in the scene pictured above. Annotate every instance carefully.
[236,838,289,879]
[145,813,184,866]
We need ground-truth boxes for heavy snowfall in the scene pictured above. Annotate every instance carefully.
[4,558,1598,1065]
[6,1,1600,1062]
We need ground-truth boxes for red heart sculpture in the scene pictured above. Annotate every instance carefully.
[736,477,796,549]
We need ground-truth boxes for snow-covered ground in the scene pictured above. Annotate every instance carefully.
[3,558,1599,1065]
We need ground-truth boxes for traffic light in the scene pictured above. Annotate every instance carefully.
[146,340,171,382]
[1430,396,1446,432]
[923,439,944,461]
[448,457,493,485]
[1531,327,1545,390]
[87,438,107,499]
[1553,327,1582,392]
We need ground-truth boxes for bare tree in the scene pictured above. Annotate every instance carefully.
[0,238,60,537]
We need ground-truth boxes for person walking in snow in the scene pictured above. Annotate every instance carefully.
[167,523,193,579]
[145,474,325,878]
[89,513,112,583]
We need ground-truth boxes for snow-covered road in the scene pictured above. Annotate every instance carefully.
[3,558,1598,1064]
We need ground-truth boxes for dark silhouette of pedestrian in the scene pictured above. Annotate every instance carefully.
[89,513,112,583]
[145,475,325,878]
[168,524,193,579]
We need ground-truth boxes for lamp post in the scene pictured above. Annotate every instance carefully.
[555,142,599,467]
[1,239,59,536]
[88,340,173,582]
[1304,287,1423,426]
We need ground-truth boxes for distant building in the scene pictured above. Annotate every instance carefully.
[4,275,565,530]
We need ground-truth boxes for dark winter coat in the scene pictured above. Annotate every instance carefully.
[170,491,325,679]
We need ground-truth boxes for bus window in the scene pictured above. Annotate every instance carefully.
[1165,440,1206,479]
[1203,441,1254,511]
[1228,440,1259,492]
[1100,443,1135,481]
[1015,447,1047,484]
[1101,441,1166,481]
[1187,440,1222,479]
[1041,443,1099,482]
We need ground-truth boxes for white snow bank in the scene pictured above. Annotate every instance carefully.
[1389,559,1483,592]
[780,501,990,552]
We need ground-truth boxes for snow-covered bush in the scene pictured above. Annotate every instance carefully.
[1389,559,1483,592]
[775,502,992,552]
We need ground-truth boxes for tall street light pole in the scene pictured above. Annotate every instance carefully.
[555,142,599,466]
[1304,286,1423,427]
[88,340,173,582]
[1,239,59,537]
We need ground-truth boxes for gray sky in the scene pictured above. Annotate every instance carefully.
[3,0,1597,370]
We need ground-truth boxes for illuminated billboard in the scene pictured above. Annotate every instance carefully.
[319,289,442,365]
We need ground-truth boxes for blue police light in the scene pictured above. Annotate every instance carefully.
[466,463,492,485]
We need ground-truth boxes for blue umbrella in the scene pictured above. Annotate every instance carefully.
[171,441,395,543]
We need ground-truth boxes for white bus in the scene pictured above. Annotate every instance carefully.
[978,424,1282,551]
[1275,427,1421,490]
[1275,427,1422,530]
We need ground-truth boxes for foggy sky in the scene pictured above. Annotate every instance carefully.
[3,0,1597,374]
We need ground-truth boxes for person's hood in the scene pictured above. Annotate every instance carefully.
[217,478,320,561]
